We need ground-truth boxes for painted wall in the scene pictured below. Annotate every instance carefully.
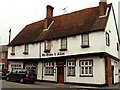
[8,43,40,59]
[8,5,119,61]
[37,56,119,84]
[8,61,23,71]
[37,56,107,84]
[65,56,105,84]
[41,31,105,58]
[119,61,120,82]
[37,61,56,81]
[105,7,119,58]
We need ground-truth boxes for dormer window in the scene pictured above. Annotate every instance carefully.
[23,44,29,55]
[81,33,89,48]
[44,40,51,53]
[11,46,15,55]
[106,32,110,46]
[59,37,67,51]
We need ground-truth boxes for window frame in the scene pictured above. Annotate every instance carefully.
[44,61,54,76]
[79,60,93,77]
[67,59,76,76]
[11,64,22,70]
[59,37,67,51]
[11,46,15,55]
[81,33,89,48]
[44,40,51,53]
[106,32,110,46]
[23,44,29,55]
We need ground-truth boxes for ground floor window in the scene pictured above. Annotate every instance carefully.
[67,60,76,76]
[44,62,54,75]
[11,64,22,70]
[80,60,93,77]
[25,63,37,74]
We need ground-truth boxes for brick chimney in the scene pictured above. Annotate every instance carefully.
[44,5,54,29]
[99,0,107,16]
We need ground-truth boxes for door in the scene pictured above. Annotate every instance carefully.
[57,66,64,84]
[112,65,114,84]
[57,61,65,84]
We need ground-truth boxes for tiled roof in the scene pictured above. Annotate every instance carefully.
[8,4,112,46]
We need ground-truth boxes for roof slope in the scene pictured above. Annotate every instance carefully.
[9,4,112,46]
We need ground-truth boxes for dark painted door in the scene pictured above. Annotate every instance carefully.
[112,65,114,84]
[57,66,64,84]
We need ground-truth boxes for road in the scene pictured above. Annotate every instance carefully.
[1,79,54,88]
[1,79,120,89]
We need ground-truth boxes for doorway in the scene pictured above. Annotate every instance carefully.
[57,61,65,84]
[112,65,114,84]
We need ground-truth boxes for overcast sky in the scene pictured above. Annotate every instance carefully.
[0,0,119,45]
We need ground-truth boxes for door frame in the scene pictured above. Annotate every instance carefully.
[57,61,65,84]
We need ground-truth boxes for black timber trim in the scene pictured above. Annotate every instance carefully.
[8,52,120,61]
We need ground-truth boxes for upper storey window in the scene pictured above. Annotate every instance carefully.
[23,44,29,55]
[81,33,89,48]
[106,32,110,46]
[59,37,67,51]
[11,46,15,55]
[44,40,51,53]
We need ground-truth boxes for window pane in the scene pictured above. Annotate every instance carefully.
[25,44,29,52]
[82,34,89,46]
[106,32,110,46]
[81,61,84,66]
[83,41,89,46]
[81,67,84,74]
[12,46,15,53]
[45,41,51,50]
[72,67,75,75]
[85,61,88,65]
[89,61,92,65]
[68,67,71,75]
[61,38,67,49]
[89,67,92,74]
[45,62,54,75]
[67,60,75,76]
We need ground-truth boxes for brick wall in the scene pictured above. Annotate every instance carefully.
[105,56,112,86]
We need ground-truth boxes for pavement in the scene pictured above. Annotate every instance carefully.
[35,81,120,89]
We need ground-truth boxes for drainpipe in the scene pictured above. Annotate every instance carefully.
[42,61,44,80]
[39,42,43,80]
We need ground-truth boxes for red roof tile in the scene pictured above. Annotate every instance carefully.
[8,4,112,46]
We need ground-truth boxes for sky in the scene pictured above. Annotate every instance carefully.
[0,0,119,45]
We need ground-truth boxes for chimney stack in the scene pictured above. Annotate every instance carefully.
[44,5,54,29]
[99,0,107,16]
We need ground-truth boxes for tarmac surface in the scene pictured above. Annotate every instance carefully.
[1,79,120,89]
[35,81,120,89]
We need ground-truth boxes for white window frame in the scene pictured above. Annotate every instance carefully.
[60,37,67,50]
[25,44,29,53]
[81,33,89,47]
[44,62,54,75]
[106,32,110,46]
[80,60,93,77]
[44,40,51,52]
[11,64,22,70]
[11,46,15,55]
[67,60,76,76]
[23,44,29,54]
